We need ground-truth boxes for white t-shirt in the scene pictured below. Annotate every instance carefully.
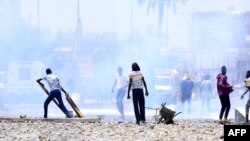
[116,74,128,89]
[200,80,212,98]
[43,74,61,91]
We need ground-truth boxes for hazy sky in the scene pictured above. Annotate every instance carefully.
[20,0,250,30]
[18,0,250,42]
[20,0,134,37]
[1,0,250,116]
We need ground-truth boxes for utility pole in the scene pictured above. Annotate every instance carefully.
[74,0,82,57]
[130,0,133,43]
[72,0,83,93]
[37,0,40,33]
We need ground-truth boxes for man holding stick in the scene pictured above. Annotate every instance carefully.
[37,68,73,118]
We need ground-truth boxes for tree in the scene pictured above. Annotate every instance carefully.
[137,0,188,36]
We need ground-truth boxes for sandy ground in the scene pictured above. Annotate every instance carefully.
[0,117,225,141]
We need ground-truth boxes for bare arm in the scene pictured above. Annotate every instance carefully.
[241,89,249,99]
[36,78,44,86]
[127,78,132,99]
[59,84,69,97]
[142,77,149,96]
[112,79,117,92]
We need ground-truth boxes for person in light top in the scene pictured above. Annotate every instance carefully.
[241,70,250,123]
[199,74,213,113]
[112,66,128,121]
[37,68,72,118]
[127,62,149,125]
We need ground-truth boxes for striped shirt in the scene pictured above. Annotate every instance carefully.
[129,71,143,89]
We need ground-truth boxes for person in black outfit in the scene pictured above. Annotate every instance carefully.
[127,62,149,125]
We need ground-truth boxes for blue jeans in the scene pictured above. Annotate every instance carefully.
[181,92,192,113]
[44,89,71,118]
[116,88,126,117]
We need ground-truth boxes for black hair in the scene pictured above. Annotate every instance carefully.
[132,62,140,71]
[246,70,250,78]
[118,66,123,71]
[46,68,52,74]
[221,66,226,74]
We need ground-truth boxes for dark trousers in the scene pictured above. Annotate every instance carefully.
[132,89,145,124]
[219,94,230,119]
[44,89,70,118]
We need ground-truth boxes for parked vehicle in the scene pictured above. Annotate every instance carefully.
[0,61,45,104]
[153,69,180,105]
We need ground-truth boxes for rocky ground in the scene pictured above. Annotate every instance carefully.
[0,117,225,141]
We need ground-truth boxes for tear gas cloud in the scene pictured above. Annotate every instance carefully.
[0,0,250,119]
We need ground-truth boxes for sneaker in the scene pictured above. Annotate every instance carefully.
[118,116,124,123]
[20,114,27,119]
[140,121,146,126]
[218,119,223,124]
[136,121,140,125]
[224,119,230,124]
[66,111,73,118]
[120,115,125,120]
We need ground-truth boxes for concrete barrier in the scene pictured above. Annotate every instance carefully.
[235,107,245,123]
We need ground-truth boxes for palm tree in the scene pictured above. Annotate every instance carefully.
[137,0,188,36]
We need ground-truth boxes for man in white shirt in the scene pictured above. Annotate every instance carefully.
[112,67,128,120]
[37,68,72,118]
[241,70,250,123]
[199,74,213,113]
